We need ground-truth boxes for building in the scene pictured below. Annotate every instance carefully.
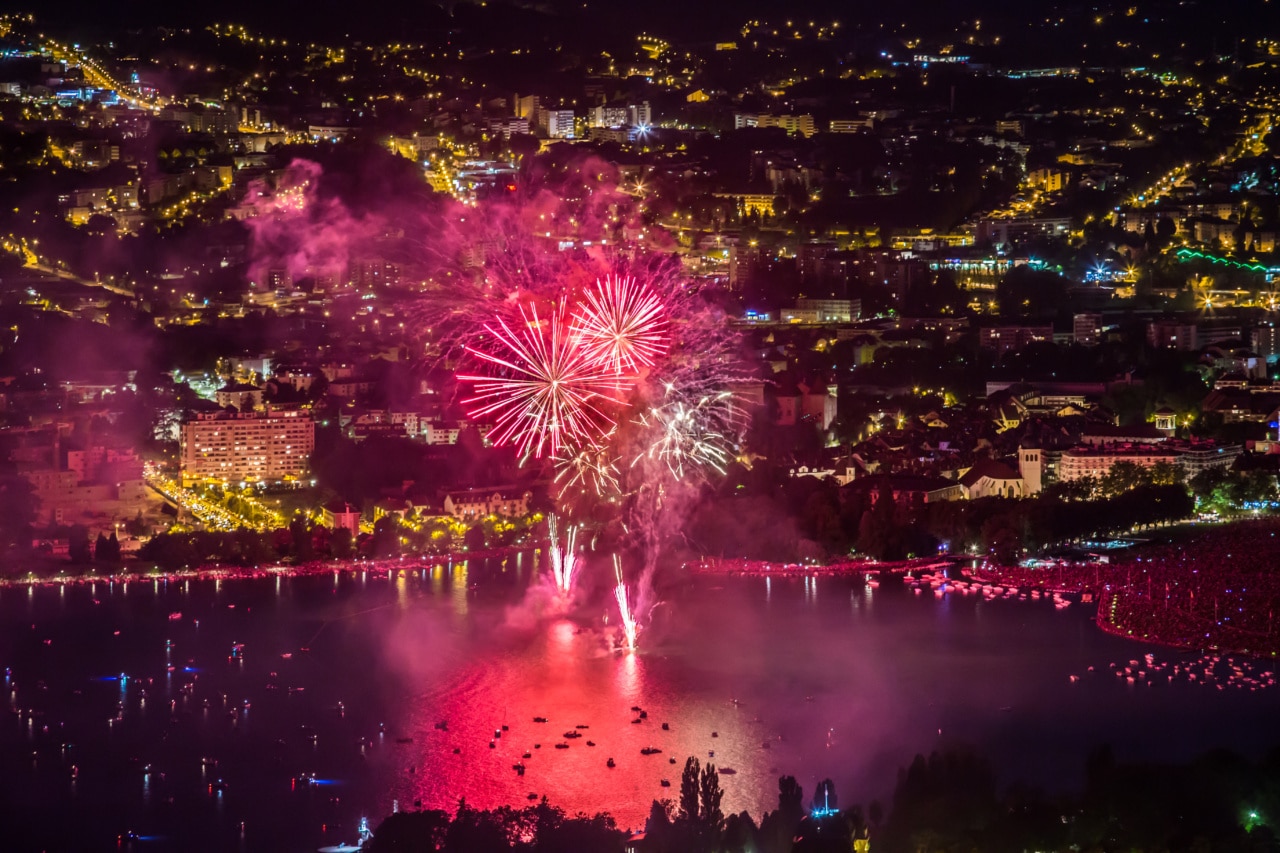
[180,409,315,486]
[958,460,1026,499]
[1057,443,1182,481]
[1056,440,1240,482]
[829,117,874,132]
[1147,319,1198,351]
[321,501,361,534]
[215,382,264,412]
[734,113,816,136]
[537,108,575,139]
[1252,322,1280,363]
[795,298,860,323]
[1073,313,1103,345]
[979,326,1053,356]
[443,488,533,520]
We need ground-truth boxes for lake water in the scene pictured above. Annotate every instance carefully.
[2,554,1278,852]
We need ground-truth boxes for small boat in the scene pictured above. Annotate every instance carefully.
[709,750,715,757]
[661,723,669,730]
[513,763,525,775]
[638,710,648,719]
[720,768,737,775]
[563,731,582,739]
[434,721,448,731]
[586,740,596,747]
[607,758,615,768]
[527,793,538,801]
[660,779,671,787]
[669,757,677,764]
[631,719,643,725]
[641,746,661,755]
[630,706,641,712]
[711,732,718,738]
[574,724,589,729]
[554,743,569,749]
[522,752,532,759]
[488,741,496,749]
[533,717,548,723]
[452,748,461,754]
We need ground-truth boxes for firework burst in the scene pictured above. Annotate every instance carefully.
[554,438,621,499]
[460,303,630,460]
[572,275,669,374]
[634,387,738,479]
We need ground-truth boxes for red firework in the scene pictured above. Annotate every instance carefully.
[572,275,669,374]
[461,303,629,459]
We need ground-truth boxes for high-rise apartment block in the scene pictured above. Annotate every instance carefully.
[180,409,315,486]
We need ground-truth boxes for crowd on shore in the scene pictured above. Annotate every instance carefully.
[0,548,521,589]
[684,556,958,576]
[976,521,1280,658]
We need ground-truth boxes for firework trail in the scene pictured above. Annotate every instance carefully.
[614,555,637,650]
[460,302,630,460]
[546,513,579,595]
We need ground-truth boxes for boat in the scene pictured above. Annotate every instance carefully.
[563,731,582,739]
[630,718,643,724]
[574,724,589,729]
[522,752,532,759]
[720,768,737,775]
[660,779,670,787]
[317,816,373,852]
[711,732,718,738]
[513,763,525,775]
[533,717,548,723]
[641,746,661,755]
[630,706,641,712]
[661,722,669,730]
[554,743,569,749]
[586,740,595,747]
[606,758,615,768]
[527,793,538,800]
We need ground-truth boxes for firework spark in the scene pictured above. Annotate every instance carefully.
[634,387,737,479]
[573,275,669,374]
[554,439,621,498]
[547,513,579,595]
[461,303,630,459]
[614,556,637,650]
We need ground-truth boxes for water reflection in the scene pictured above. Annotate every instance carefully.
[3,564,1280,851]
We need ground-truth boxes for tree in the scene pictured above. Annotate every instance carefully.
[372,515,402,557]
[93,532,110,562]
[332,526,354,559]
[68,525,91,564]
[289,517,315,561]
[699,762,725,833]
[679,757,701,823]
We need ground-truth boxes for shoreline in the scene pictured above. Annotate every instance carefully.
[0,547,528,589]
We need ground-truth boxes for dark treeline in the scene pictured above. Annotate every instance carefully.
[688,472,1194,564]
[367,747,1280,852]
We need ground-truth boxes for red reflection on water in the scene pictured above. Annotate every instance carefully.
[390,618,771,829]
